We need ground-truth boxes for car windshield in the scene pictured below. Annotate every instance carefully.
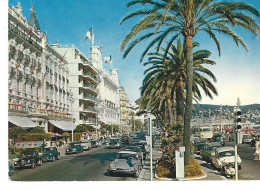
[219,151,235,158]
[200,128,211,132]
[244,135,252,139]
[91,141,96,144]
[110,139,119,143]
[117,153,136,159]
[20,151,33,157]
[44,147,55,152]
[125,147,138,152]
[208,146,220,150]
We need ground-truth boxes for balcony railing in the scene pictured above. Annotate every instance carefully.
[8,21,43,52]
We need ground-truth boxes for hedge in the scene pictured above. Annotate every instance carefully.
[184,158,203,178]
[17,133,50,141]
[69,133,81,141]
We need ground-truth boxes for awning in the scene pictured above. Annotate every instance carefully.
[8,116,38,129]
[48,120,76,132]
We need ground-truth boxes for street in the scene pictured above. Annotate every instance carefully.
[10,145,136,181]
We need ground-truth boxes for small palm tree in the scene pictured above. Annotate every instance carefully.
[121,0,260,163]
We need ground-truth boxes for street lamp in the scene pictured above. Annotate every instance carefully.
[69,91,75,142]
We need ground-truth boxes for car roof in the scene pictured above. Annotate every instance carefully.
[207,142,221,146]
[118,151,137,154]
[216,147,234,153]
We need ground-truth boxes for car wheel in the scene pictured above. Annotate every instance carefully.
[38,160,43,166]
[31,161,35,169]
[238,165,242,170]
[52,156,56,162]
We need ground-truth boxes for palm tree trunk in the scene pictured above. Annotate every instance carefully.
[184,36,193,165]
[167,95,174,127]
[176,79,184,124]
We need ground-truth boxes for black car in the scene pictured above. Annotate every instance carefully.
[121,135,129,144]
[42,147,61,162]
[14,148,43,169]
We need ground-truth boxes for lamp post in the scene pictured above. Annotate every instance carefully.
[69,92,75,142]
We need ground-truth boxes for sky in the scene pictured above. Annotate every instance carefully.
[5,0,260,107]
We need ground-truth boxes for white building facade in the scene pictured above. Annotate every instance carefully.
[8,3,74,133]
[90,46,120,127]
[52,44,100,127]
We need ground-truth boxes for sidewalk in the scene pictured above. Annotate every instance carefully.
[138,140,162,181]
[138,140,226,181]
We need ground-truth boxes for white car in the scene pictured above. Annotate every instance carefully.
[242,134,253,144]
[80,139,91,151]
[211,147,242,171]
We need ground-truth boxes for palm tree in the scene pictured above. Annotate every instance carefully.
[140,39,218,127]
[120,0,259,163]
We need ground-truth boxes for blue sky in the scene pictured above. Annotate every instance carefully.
[7,0,260,106]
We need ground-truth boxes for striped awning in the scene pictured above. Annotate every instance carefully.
[48,120,76,132]
[8,116,38,128]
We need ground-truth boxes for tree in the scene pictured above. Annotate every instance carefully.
[121,0,260,164]
[140,39,218,127]
[74,125,95,133]
[8,126,26,144]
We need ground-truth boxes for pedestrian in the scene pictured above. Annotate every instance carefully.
[254,137,260,160]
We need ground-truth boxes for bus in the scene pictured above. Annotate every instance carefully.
[199,126,213,139]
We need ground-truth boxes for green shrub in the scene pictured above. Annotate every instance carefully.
[184,158,203,178]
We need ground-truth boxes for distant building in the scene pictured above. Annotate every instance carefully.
[52,44,100,127]
[119,86,130,133]
[8,3,74,133]
[91,46,120,127]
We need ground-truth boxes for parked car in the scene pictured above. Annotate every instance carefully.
[90,140,99,148]
[125,146,143,163]
[121,135,130,144]
[81,139,91,151]
[200,142,222,163]
[96,139,102,147]
[103,137,110,144]
[107,138,121,149]
[242,134,253,144]
[42,146,60,162]
[210,133,225,146]
[66,142,83,154]
[108,151,142,177]
[211,147,242,171]
[194,139,207,154]
[132,142,147,160]
[14,148,43,169]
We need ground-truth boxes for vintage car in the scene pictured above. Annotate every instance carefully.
[242,134,253,144]
[90,140,100,148]
[14,148,43,169]
[42,147,60,162]
[65,142,83,154]
[125,146,143,163]
[104,137,110,144]
[200,142,222,163]
[211,133,225,146]
[107,138,121,149]
[194,139,207,154]
[108,151,142,177]
[132,142,147,160]
[121,135,130,144]
[81,139,91,151]
[211,147,242,171]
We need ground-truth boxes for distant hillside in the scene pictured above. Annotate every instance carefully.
[192,104,260,116]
